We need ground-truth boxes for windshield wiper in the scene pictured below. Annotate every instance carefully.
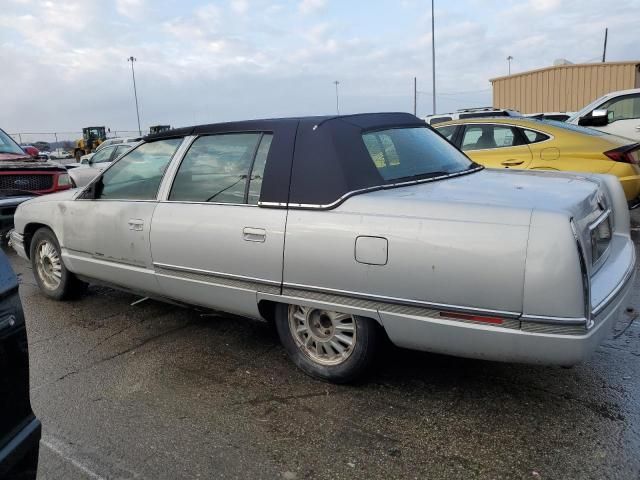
[391,171,451,183]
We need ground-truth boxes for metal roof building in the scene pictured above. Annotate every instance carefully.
[490,61,640,114]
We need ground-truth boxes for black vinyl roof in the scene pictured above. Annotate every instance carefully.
[144,113,427,207]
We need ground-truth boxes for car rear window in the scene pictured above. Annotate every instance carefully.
[428,116,452,125]
[362,127,473,183]
[541,119,606,136]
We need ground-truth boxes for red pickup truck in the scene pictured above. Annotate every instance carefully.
[0,128,71,195]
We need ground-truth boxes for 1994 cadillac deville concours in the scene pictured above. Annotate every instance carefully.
[8,113,637,382]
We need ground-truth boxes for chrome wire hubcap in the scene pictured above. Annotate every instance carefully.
[288,305,357,366]
[35,240,62,290]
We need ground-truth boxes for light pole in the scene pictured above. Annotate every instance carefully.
[431,0,436,115]
[127,56,142,136]
[507,55,513,75]
[333,80,340,114]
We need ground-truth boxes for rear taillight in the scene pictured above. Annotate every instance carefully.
[604,144,640,165]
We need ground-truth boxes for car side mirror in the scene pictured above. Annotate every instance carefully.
[80,176,103,200]
[578,109,609,127]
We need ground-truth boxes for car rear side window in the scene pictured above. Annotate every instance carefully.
[169,133,272,204]
[362,127,471,182]
[461,125,523,151]
[521,129,550,144]
[98,138,182,200]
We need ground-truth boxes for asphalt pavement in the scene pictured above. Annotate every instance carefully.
[10,211,640,479]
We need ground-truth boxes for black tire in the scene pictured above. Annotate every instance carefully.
[30,227,87,300]
[274,303,379,383]
[74,150,83,162]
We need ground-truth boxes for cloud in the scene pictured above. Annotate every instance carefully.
[299,0,326,15]
[1,0,639,134]
[116,0,146,19]
[230,0,249,15]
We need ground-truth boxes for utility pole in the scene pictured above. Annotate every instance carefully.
[334,80,340,115]
[127,56,142,136]
[507,55,513,75]
[413,77,417,116]
[431,0,436,114]
[602,27,608,62]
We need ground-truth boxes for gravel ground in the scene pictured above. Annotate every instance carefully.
[9,211,640,479]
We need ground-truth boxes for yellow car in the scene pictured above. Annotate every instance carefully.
[434,117,640,206]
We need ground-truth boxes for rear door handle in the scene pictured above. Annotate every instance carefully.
[501,159,524,166]
[243,227,266,242]
[128,219,144,231]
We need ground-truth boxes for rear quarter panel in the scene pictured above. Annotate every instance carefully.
[283,198,531,314]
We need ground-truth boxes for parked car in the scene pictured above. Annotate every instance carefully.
[19,145,39,158]
[77,137,141,164]
[69,141,137,187]
[1,128,72,195]
[0,249,41,479]
[525,112,575,122]
[434,117,640,207]
[95,136,141,152]
[568,88,640,140]
[8,113,636,383]
[425,107,521,125]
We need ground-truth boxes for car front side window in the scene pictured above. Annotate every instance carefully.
[600,94,640,122]
[96,138,183,201]
[169,133,272,204]
[89,147,114,164]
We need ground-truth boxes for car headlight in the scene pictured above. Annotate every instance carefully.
[590,212,612,266]
[57,173,71,186]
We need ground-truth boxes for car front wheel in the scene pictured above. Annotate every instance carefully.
[275,303,379,383]
[30,228,87,300]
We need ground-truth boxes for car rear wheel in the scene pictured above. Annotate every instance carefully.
[275,303,379,383]
[30,228,87,300]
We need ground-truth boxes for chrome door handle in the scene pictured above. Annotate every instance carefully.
[501,159,524,166]
[243,227,266,242]
[635,125,640,130]
[128,219,144,231]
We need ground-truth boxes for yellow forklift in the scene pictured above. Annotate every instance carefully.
[73,127,107,161]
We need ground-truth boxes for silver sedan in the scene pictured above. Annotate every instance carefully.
[9,113,636,383]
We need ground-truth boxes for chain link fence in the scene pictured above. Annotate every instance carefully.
[9,130,145,152]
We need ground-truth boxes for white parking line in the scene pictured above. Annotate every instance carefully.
[41,436,107,480]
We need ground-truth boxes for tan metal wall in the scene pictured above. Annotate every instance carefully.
[491,62,640,113]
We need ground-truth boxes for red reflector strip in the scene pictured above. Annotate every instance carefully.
[439,311,503,325]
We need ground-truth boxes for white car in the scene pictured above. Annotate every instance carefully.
[568,88,640,141]
[69,142,137,187]
[425,107,522,125]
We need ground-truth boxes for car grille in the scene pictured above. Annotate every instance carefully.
[0,174,53,192]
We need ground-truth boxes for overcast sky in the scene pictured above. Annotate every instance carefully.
[1,0,639,138]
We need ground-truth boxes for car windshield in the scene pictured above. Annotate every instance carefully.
[539,119,607,136]
[362,127,474,183]
[0,129,25,155]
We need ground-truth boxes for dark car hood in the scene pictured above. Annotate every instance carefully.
[0,153,65,171]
